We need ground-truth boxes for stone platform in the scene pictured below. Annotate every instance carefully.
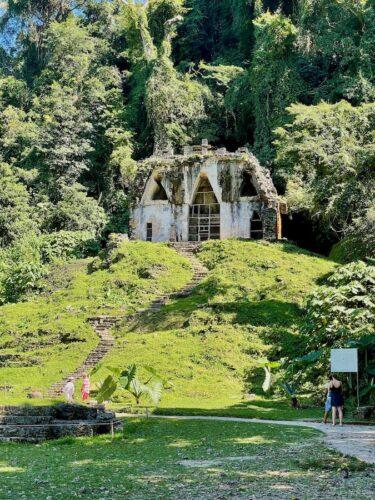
[0,404,120,443]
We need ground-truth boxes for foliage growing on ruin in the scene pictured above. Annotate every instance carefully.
[99,240,334,410]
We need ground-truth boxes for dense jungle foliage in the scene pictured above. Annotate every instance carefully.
[0,0,374,303]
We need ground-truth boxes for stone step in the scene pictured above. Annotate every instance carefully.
[0,436,43,443]
[0,425,50,440]
[0,415,54,425]
[0,404,118,442]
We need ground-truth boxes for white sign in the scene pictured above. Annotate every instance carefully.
[331,348,358,373]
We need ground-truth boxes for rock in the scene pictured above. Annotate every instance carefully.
[0,385,12,392]
[353,406,375,420]
[27,391,43,399]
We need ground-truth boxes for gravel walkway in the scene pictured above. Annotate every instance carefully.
[122,414,375,464]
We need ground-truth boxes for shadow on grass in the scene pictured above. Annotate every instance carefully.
[123,276,303,335]
[153,400,322,421]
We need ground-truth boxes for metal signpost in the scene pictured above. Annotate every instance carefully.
[331,348,359,408]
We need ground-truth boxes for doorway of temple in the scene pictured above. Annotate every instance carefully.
[189,177,220,241]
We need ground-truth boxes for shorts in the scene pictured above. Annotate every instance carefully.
[82,391,90,401]
[325,397,332,413]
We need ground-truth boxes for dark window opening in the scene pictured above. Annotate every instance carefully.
[146,223,153,242]
[250,211,263,240]
[152,180,168,201]
[240,171,258,197]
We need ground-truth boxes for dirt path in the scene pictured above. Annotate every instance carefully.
[122,414,375,465]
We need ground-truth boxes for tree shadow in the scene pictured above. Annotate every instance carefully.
[153,400,322,422]
[211,299,301,328]
[122,275,303,335]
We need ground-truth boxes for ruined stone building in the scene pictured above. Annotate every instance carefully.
[130,141,286,243]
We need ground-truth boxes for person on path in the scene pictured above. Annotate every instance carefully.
[323,376,333,424]
[329,375,344,426]
[81,373,90,402]
[62,377,75,403]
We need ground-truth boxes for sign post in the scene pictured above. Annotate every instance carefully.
[330,348,359,408]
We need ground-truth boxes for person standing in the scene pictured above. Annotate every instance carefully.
[322,376,333,424]
[62,377,75,403]
[329,375,344,426]
[81,373,90,402]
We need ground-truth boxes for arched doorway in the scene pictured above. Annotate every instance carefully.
[189,177,220,241]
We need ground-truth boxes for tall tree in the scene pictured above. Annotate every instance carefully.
[297,0,375,104]
[1,1,81,81]
[122,0,209,155]
[227,11,305,165]
[175,0,254,64]
[274,100,375,241]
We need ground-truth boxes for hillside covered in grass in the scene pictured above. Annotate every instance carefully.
[97,240,335,417]
[0,242,192,404]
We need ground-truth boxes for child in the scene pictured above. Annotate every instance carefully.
[63,377,75,403]
[322,376,332,424]
[81,373,90,402]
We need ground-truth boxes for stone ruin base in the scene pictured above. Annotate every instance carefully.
[0,403,120,443]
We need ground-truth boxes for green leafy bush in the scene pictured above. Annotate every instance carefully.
[42,185,108,235]
[303,261,375,350]
[0,163,37,247]
[0,234,47,304]
[40,231,100,263]
[2,261,47,303]
[287,261,375,403]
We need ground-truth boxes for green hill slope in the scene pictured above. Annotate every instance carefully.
[0,239,334,415]
[97,240,335,418]
[0,242,192,404]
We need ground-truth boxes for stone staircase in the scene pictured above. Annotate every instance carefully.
[47,243,208,398]
[134,243,208,316]
[169,243,208,298]
[47,316,118,398]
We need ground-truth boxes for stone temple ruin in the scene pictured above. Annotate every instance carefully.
[130,141,286,243]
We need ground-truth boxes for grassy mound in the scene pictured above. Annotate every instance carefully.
[99,240,334,417]
[0,242,192,404]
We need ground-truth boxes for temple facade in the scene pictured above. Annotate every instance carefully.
[130,142,285,243]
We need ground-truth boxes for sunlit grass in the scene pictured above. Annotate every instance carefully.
[0,418,371,499]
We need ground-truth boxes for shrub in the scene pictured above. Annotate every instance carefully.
[40,231,100,263]
[2,261,47,303]
[0,234,46,304]
[303,261,375,350]
[43,185,108,235]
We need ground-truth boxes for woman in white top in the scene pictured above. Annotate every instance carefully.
[62,377,75,403]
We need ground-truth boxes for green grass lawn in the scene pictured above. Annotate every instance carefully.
[0,242,192,404]
[0,418,372,499]
[97,240,335,418]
